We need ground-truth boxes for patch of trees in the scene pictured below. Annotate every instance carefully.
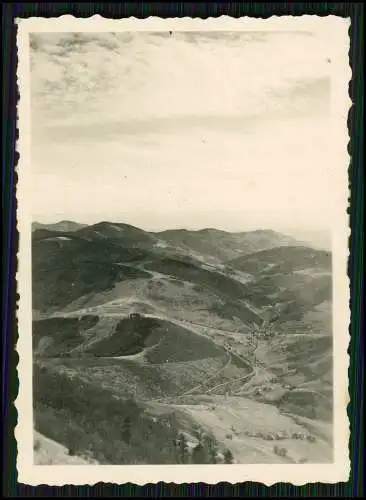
[174,428,234,464]
[86,316,160,357]
[273,445,288,458]
[223,448,234,464]
[33,363,237,465]
[32,238,150,312]
[33,363,183,464]
[176,433,189,464]
[33,316,100,357]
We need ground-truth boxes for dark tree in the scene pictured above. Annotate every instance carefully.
[68,446,76,456]
[122,415,132,444]
[191,442,206,464]
[66,426,85,457]
[167,438,180,464]
[223,448,234,464]
[202,434,218,464]
[178,433,189,464]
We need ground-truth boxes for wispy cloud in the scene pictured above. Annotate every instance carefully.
[30,31,331,130]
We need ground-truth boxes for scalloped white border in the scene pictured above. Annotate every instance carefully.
[15,15,351,486]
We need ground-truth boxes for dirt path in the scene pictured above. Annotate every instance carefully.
[206,366,257,395]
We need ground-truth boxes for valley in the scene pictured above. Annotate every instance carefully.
[31,221,333,465]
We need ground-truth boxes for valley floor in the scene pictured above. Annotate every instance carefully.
[144,395,332,464]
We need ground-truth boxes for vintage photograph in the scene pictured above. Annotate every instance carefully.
[16,16,350,485]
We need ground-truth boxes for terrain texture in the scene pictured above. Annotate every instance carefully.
[32,221,333,465]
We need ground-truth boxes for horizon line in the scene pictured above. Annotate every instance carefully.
[32,219,286,234]
[31,218,331,237]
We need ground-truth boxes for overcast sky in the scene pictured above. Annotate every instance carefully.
[30,30,335,241]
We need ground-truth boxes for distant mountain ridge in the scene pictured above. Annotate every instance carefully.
[32,220,307,262]
[32,220,330,251]
[156,227,301,263]
[32,220,87,233]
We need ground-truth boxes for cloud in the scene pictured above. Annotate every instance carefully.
[30,31,331,129]
[29,30,335,232]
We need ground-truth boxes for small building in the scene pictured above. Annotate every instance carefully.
[129,312,142,320]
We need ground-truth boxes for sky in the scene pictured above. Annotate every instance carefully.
[30,30,336,242]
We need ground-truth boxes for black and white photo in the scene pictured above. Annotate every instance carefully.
[16,16,350,485]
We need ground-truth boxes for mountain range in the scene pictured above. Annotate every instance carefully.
[32,220,333,465]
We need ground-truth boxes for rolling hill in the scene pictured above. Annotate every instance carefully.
[156,228,300,263]
[32,220,87,233]
[76,221,157,246]
[225,245,332,328]
[227,245,331,275]
[32,227,264,324]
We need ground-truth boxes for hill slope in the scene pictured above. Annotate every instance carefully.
[157,228,300,263]
[227,245,331,275]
